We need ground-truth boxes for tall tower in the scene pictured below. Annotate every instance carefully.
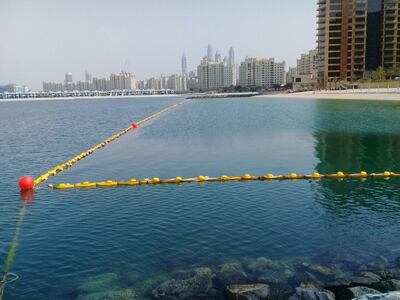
[228,47,235,65]
[215,50,221,62]
[65,72,73,83]
[181,53,188,76]
[207,44,214,62]
[85,70,92,81]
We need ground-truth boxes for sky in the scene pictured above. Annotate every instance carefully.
[0,0,316,90]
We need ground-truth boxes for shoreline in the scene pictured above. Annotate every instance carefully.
[257,90,400,101]
[0,93,184,102]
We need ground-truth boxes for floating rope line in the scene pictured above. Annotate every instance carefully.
[48,171,399,189]
[0,206,26,300]
[33,99,190,188]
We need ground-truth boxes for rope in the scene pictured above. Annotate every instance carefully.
[33,99,190,188]
[48,171,399,189]
[0,206,26,300]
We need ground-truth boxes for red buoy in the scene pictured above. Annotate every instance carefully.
[19,176,35,191]
[132,122,138,129]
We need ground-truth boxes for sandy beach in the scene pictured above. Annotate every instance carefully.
[257,89,400,101]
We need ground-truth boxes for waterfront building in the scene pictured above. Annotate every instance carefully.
[286,67,298,85]
[187,70,198,90]
[239,58,285,88]
[297,49,318,76]
[181,53,188,76]
[197,60,237,90]
[228,47,235,65]
[167,74,187,92]
[110,72,136,90]
[92,77,111,91]
[0,84,30,93]
[207,44,214,62]
[317,0,400,88]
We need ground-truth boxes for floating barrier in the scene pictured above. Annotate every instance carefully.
[48,171,400,189]
[28,99,190,189]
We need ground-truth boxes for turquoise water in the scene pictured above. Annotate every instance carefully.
[1,97,400,299]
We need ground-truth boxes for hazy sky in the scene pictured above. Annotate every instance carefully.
[0,0,316,90]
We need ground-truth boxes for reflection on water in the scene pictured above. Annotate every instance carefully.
[1,98,400,299]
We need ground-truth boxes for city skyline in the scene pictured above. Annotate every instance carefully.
[0,0,316,90]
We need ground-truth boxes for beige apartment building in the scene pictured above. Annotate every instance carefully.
[239,58,285,88]
[197,60,237,90]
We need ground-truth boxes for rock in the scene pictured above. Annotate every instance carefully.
[354,291,400,300]
[245,257,295,284]
[360,272,382,282]
[217,262,248,285]
[225,283,270,300]
[288,286,335,300]
[302,263,335,277]
[372,279,400,293]
[77,288,138,300]
[326,276,381,293]
[78,273,123,294]
[338,286,380,300]
[151,267,213,299]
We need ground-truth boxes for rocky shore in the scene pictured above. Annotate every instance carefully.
[75,251,400,300]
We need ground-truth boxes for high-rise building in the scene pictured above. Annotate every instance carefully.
[181,53,188,76]
[214,50,221,62]
[207,44,214,62]
[167,74,187,92]
[85,70,92,82]
[286,67,298,84]
[297,49,318,75]
[228,47,235,65]
[110,72,136,90]
[317,0,400,88]
[380,0,400,69]
[239,58,286,88]
[197,61,237,90]
[215,50,222,62]
[65,72,73,83]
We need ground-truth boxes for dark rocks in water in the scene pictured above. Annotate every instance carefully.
[225,283,271,300]
[359,272,382,282]
[354,291,400,300]
[244,257,296,284]
[216,262,249,285]
[372,279,400,293]
[326,275,382,295]
[288,285,335,300]
[151,267,214,300]
[77,289,138,300]
[338,286,381,300]
[78,273,123,294]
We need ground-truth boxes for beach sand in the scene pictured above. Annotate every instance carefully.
[256,90,400,101]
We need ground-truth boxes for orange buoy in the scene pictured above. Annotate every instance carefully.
[131,122,138,129]
[19,176,35,190]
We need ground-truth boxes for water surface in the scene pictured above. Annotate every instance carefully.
[1,97,400,299]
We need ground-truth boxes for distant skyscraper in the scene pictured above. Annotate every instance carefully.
[181,53,188,76]
[207,44,214,62]
[65,72,73,83]
[215,50,221,62]
[228,47,235,65]
[85,70,92,81]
